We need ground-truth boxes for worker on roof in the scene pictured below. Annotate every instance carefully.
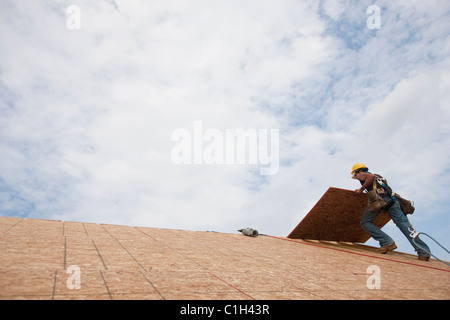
[351,163,431,261]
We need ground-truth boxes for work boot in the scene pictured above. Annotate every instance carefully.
[418,256,430,261]
[377,242,397,254]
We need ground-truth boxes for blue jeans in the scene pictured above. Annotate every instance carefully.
[360,199,431,258]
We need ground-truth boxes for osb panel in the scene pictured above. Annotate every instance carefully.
[288,187,391,242]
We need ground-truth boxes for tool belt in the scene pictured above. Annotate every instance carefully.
[367,189,415,215]
[392,193,415,215]
[367,189,387,212]
[367,178,391,212]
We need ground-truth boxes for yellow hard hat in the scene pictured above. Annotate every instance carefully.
[351,162,367,175]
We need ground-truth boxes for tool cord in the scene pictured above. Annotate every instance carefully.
[395,197,450,267]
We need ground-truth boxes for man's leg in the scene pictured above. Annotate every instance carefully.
[360,206,395,248]
[386,201,431,258]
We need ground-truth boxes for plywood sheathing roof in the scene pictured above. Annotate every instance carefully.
[0,216,449,300]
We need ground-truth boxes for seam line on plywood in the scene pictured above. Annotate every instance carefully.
[101,224,148,271]
[207,272,256,300]
[82,223,108,270]
[0,218,24,241]
[51,270,57,300]
[139,270,166,300]
[100,270,113,300]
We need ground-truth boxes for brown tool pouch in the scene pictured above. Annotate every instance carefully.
[393,193,415,215]
[367,189,387,212]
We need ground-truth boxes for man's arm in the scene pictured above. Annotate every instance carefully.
[355,172,376,194]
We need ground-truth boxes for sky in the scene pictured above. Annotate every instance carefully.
[1,0,449,259]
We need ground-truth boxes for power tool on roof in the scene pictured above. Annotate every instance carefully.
[238,228,259,237]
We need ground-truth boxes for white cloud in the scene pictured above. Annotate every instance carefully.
[321,0,349,21]
[1,0,449,256]
[348,65,450,199]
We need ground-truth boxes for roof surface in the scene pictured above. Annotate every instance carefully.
[1,216,449,300]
